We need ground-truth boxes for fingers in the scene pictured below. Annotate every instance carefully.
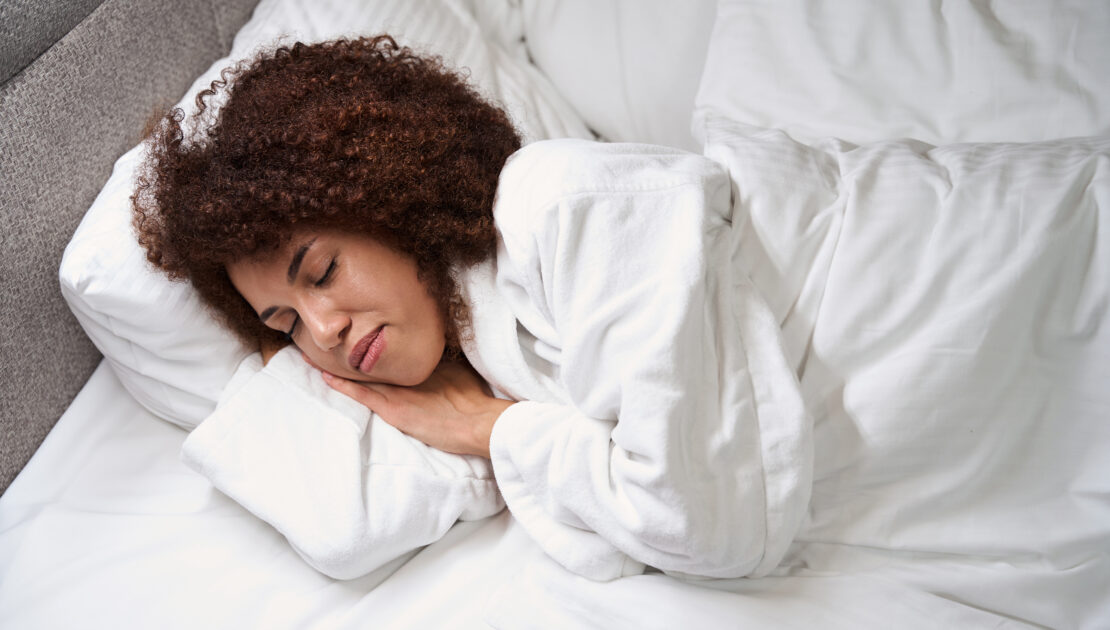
[321,372,390,412]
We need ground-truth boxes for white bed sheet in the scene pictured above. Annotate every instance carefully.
[0,362,542,629]
[1,363,1041,628]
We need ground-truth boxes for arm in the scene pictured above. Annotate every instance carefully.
[180,347,504,580]
[483,143,813,580]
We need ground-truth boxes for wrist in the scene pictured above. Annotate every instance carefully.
[471,399,513,459]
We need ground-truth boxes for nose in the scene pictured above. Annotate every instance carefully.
[299,300,349,351]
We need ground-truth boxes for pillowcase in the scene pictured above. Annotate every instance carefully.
[60,147,251,427]
[229,0,591,144]
[59,0,592,429]
[696,0,1110,147]
[520,0,717,151]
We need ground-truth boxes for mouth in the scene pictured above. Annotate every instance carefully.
[348,326,386,373]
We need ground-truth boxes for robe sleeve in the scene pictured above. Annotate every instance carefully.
[180,347,504,580]
[488,140,813,581]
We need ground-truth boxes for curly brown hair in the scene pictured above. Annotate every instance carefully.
[132,35,521,354]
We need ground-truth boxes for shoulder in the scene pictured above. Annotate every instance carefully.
[498,139,726,203]
[493,139,729,237]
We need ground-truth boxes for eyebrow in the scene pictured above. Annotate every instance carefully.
[287,238,316,283]
[256,237,317,323]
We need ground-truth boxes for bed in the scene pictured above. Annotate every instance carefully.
[1,1,1108,627]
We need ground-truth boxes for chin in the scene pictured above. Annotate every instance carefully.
[347,360,438,387]
[392,373,429,387]
[395,345,447,386]
[397,360,441,387]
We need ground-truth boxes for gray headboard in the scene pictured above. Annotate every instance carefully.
[0,0,258,493]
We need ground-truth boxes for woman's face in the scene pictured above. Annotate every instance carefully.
[227,230,446,386]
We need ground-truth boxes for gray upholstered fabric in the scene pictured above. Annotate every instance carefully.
[0,0,258,494]
[0,0,106,85]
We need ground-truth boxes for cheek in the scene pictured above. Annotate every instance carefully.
[391,265,446,336]
[418,287,448,343]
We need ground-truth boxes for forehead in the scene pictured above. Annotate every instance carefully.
[226,233,313,294]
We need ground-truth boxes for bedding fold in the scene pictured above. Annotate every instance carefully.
[701,115,1110,628]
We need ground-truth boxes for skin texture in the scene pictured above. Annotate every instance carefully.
[323,363,512,459]
[228,229,447,387]
[229,229,511,458]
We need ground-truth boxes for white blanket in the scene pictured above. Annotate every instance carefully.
[702,115,1110,628]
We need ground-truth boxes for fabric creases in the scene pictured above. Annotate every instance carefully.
[466,138,813,581]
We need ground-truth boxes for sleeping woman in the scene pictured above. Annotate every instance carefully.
[132,36,812,581]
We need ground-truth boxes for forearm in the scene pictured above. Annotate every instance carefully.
[489,399,779,579]
[463,397,515,459]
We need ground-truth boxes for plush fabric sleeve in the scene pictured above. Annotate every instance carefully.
[180,347,504,580]
[487,140,813,581]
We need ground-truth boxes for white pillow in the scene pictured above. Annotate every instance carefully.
[696,0,1110,146]
[520,0,717,151]
[60,0,592,429]
[61,147,252,428]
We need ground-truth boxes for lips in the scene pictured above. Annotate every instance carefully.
[348,326,386,373]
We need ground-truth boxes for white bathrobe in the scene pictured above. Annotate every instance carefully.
[182,139,813,582]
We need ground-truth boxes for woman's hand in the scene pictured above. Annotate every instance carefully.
[319,360,513,459]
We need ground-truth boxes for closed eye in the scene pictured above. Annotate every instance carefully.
[280,257,335,340]
[285,314,300,340]
[315,259,337,287]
